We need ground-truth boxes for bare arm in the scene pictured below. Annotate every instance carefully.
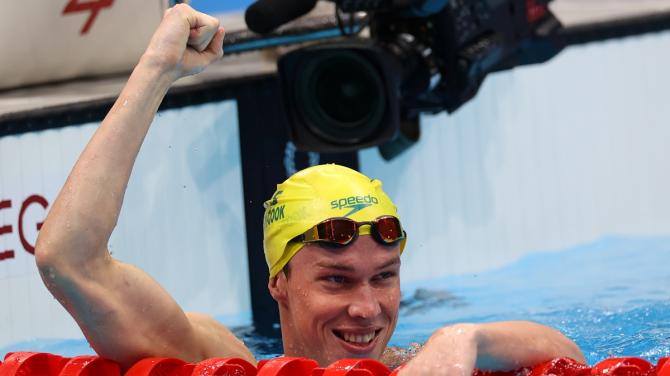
[34,4,253,368]
[399,321,585,375]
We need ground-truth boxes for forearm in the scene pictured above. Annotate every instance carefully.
[36,58,175,268]
[473,321,585,370]
[35,3,225,271]
[401,321,584,375]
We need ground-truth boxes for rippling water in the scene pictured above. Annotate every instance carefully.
[5,236,669,365]
[388,236,670,365]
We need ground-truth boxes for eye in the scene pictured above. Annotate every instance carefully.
[323,275,347,284]
[373,271,397,282]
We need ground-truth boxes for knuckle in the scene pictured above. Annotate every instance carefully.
[173,3,188,11]
[212,18,221,28]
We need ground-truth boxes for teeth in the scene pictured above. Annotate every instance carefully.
[342,332,375,344]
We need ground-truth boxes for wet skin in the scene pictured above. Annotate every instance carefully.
[269,234,401,366]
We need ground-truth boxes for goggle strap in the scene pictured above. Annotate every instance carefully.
[302,226,319,242]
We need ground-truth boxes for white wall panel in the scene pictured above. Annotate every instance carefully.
[361,32,670,282]
[0,100,248,350]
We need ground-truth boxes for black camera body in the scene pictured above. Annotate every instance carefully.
[278,40,403,152]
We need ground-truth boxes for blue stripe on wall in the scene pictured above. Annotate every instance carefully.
[190,0,254,13]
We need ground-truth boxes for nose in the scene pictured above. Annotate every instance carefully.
[347,283,382,319]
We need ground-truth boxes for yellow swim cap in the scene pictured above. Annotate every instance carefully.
[263,164,405,277]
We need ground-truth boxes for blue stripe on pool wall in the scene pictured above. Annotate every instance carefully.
[190,0,254,13]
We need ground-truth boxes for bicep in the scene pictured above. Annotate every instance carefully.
[44,254,202,368]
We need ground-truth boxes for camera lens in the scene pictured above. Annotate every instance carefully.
[296,50,387,144]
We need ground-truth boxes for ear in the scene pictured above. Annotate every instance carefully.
[268,272,288,304]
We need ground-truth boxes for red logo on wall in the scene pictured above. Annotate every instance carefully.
[0,195,49,262]
[62,0,115,34]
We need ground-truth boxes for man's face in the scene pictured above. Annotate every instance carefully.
[271,234,401,366]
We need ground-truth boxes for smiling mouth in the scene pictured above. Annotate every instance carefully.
[333,329,382,346]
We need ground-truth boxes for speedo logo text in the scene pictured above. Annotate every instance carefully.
[331,195,379,217]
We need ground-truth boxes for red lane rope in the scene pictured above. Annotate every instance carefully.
[1,352,669,375]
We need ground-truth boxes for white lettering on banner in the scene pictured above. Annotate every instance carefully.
[0,195,49,262]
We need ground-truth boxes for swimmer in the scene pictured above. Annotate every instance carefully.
[34,4,585,374]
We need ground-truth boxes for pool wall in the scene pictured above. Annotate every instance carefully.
[361,31,670,283]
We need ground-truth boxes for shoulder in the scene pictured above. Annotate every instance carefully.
[380,343,423,370]
[186,312,257,365]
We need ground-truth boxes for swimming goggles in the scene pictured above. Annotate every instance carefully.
[293,215,406,247]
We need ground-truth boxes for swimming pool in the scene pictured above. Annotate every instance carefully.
[3,235,669,366]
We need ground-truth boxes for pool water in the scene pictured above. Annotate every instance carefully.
[391,236,670,365]
[4,236,670,366]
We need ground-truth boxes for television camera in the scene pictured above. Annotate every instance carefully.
[242,0,670,159]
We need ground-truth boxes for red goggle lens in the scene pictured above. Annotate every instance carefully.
[316,219,358,245]
[375,216,403,243]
